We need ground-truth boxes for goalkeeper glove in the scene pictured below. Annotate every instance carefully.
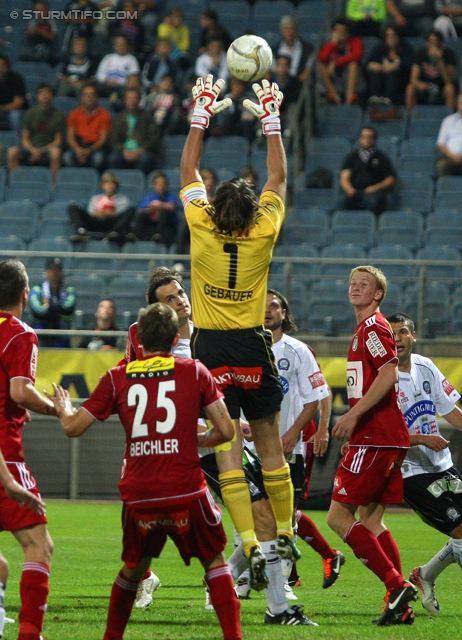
[191,74,232,130]
[243,79,283,135]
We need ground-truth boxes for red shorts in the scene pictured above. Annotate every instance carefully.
[121,490,227,570]
[332,446,406,506]
[0,463,47,532]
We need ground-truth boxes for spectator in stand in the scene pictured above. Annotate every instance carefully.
[273,16,314,83]
[405,29,457,112]
[386,0,436,36]
[133,172,178,247]
[141,38,180,91]
[158,8,191,67]
[212,77,256,141]
[346,0,387,37]
[436,91,462,176]
[108,87,160,173]
[198,10,232,55]
[339,126,396,215]
[81,298,122,350]
[126,0,165,46]
[318,18,364,105]
[68,172,136,243]
[57,37,96,98]
[112,73,148,112]
[19,0,57,64]
[29,257,76,348]
[7,83,65,175]
[271,55,302,133]
[434,0,462,39]
[366,26,413,106]
[108,0,145,56]
[62,0,97,51]
[96,35,140,98]
[0,55,27,134]
[146,74,181,134]
[195,39,229,84]
[63,82,112,171]
[240,165,260,195]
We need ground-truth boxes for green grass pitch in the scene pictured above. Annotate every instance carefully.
[0,502,461,639]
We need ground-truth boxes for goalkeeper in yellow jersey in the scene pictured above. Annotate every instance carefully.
[180,74,300,592]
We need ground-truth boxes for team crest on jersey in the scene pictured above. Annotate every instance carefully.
[279,375,289,395]
[126,356,175,379]
[442,378,455,396]
[423,381,431,395]
[446,507,460,522]
[352,336,358,351]
[278,357,290,371]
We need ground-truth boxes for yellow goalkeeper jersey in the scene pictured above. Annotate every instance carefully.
[180,181,285,330]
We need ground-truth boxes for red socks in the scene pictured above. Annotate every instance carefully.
[103,571,139,640]
[345,522,404,592]
[18,562,50,636]
[205,565,241,640]
[296,511,337,560]
[377,528,403,575]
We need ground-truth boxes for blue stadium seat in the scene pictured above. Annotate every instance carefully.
[398,156,435,176]
[202,150,249,174]
[362,36,381,61]
[251,0,295,37]
[284,209,329,248]
[309,278,347,301]
[53,183,96,204]
[363,112,407,140]
[416,246,460,283]
[403,281,450,337]
[7,182,51,205]
[411,105,451,121]
[306,296,355,335]
[377,210,423,252]
[216,168,236,184]
[425,228,462,251]
[0,201,40,235]
[205,136,249,155]
[394,190,433,213]
[368,244,414,285]
[109,169,145,190]
[108,274,149,321]
[40,219,73,238]
[0,235,27,261]
[123,185,145,206]
[433,192,462,210]
[320,244,367,278]
[377,282,404,318]
[26,237,74,272]
[67,274,107,326]
[74,240,120,276]
[400,138,438,159]
[398,172,434,194]
[53,97,79,115]
[409,120,443,139]
[9,166,52,189]
[330,210,376,250]
[436,176,462,193]
[376,138,399,167]
[0,167,6,201]
[0,130,20,149]
[315,106,362,141]
[121,241,167,273]
[295,188,337,211]
[41,202,68,220]
[306,138,351,156]
[55,167,99,191]
[304,152,345,175]
[272,245,318,282]
[161,135,187,169]
[451,301,462,334]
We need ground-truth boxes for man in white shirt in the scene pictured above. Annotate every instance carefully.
[265,290,345,592]
[96,35,140,97]
[388,312,462,615]
[436,90,462,177]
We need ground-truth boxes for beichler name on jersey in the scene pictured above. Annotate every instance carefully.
[130,439,179,456]
[203,283,253,301]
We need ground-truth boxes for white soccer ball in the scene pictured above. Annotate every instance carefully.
[226,35,273,83]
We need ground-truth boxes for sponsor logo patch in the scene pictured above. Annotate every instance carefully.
[309,371,326,389]
[446,507,460,522]
[30,343,38,379]
[279,375,289,395]
[211,366,263,390]
[366,331,387,358]
[442,378,455,396]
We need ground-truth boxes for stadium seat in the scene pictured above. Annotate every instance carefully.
[400,138,438,159]
[108,274,149,322]
[306,138,351,156]
[74,240,120,277]
[315,106,362,141]
[398,156,435,176]
[0,202,40,243]
[403,281,450,337]
[121,241,168,273]
[67,274,107,327]
[304,152,345,176]
[161,135,187,169]
[377,210,423,252]
[7,182,51,206]
[9,166,52,188]
[411,105,451,121]
[409,119,444,139]
[41,202,68,220]
[376,282,404,318]
[451,301,462,334]
[26,237,74,272]
[0,130,20,150]
[376,137,399,167]
[53,183,96,204]
[306,296,355,335]
[122,185,144,206]
[398,172,434,195]
[319,244,367,278]
[330,210,376,250]
[0,235,27,261]
[361,36,381,61]
[0,167,6,201]
[202,150,249,174]
[436,176,462,193]
[251,0,295,35]
[40,219,74,239]
[294,188,337,211]
[368,244,414,285]
[425,228,462,251]
[284,209,329,248]
[108,169,145,190]
[272,244,319,281]
[53,96,79,115]
[55,167,99,191]
[394,190,433,213]
[205,136,249,155]
[363,112,407,141]
[434,193,462,210]
[309,277,347,301]
[416,246,460,284]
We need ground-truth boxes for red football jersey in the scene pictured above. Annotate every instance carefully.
[0,314,39,462]
[121,322,141,365]
[346,312,409,448]
[83,354,223,505]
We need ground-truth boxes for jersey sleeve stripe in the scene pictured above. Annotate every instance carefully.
[377,356,398,369]
[181,185,207,207]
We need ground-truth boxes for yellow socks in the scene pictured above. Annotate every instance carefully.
[262,464,294,537]
[219,469,259,558]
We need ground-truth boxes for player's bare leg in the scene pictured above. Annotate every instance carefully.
[13,524,53,640]
[215,421,267,590]
[251,412,301,562]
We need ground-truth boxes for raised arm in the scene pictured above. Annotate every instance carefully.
[199,397,234,448]
[45,383,95,437]
[180,75,231,188]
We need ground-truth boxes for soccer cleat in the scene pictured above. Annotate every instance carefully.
[392,605,415,625]
[135,570,161,609]
[410,566,440,615]
[248,546,269,591]
[234,577,251,599]
[204,585,214,610]
[276,534,302,562]
[284,581,298,601]
[265,605,319,626]
[373,581,418,626]
[322,551,345,589]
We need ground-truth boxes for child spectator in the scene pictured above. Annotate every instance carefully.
[141,38,180,91]
[58,37,96,98]
[158,8,191,67]
[96,35,140,98]
[146,74,181,133]
[195,39,229,83]
[68,172,136,243]
[133,172,178,246]
[318,17,364,105]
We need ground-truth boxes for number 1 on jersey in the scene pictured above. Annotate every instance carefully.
[224,243,238,289]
